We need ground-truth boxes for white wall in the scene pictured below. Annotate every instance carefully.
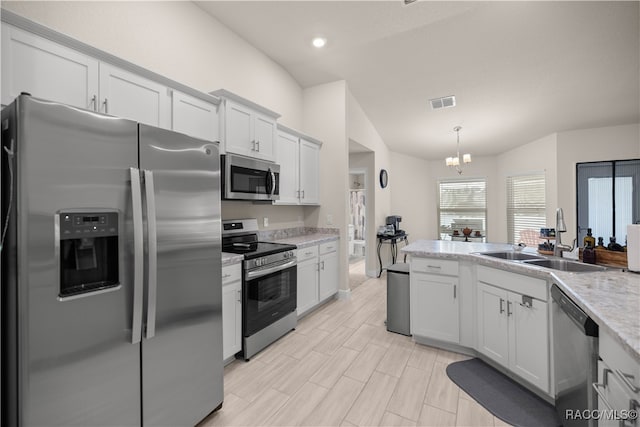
[495,133,558,243]
[2,1,303,128]
[556,123,640,243]
[2,1,311,231]
[349,151,376,275]
[302,81,349,292]
[347,89,393,276]
[390,151,433,240]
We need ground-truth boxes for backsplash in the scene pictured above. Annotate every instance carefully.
[257,227,339,241]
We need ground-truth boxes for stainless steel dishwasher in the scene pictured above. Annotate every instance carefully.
[551,284,599,427]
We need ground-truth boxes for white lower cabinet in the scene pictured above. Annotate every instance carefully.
[319,242,339,301]
[595,329,640,427]
[222,263,242,362]
[476,267,549,393]
[297,246,320,316]
[410,258,460,344]
[296,240,339,317]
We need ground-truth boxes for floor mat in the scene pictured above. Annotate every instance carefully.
[446,358,561,427]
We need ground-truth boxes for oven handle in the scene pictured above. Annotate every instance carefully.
[245,259,297,281]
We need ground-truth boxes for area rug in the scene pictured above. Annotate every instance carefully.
[446,358,561,427]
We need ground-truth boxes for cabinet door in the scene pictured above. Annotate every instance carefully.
[299,139,320,205]
[224,99,253,157]
[476,283,509,367]
[1,25,98,109]
[99,63,170,128]
[274,131,300,205]
[253,113,276,162]
[319,250,339,301]
[222,281,242,360]
[508,291,549,392]
[171,91,218,141]
[297,258,319,316]
[411,273,460,343]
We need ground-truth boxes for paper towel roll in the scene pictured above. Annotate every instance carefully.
[627,224,640,272]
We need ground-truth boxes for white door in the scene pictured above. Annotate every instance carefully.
[299,140,320,205]
[476,282,509,368]
[253,113,276,161]
[222,281,242,360]
[1,25,98,109]
[297,258,319,316]
[508,291,549,392]
[274,131,300,205]
[410,273,459,343]
[319,250,339,301]
[224,99,253,157]
[99,63,170,128]
[171,91,218,141]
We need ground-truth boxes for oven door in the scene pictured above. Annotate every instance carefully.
[223,154,280,201]
[243,260,297,336]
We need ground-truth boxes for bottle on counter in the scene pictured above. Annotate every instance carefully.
[596,237,605,249]
[607,236,624,252]
[583,228,596,248]
[583,245,596,264]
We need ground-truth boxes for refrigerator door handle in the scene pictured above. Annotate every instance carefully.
[130,167,144,344]
[144,169,158,339]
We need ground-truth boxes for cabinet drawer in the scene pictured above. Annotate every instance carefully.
[600,329,640,400]
[319,240,338,255]
[477,266,547,301]
[297,246,319,263]
[411,257,459,276]
[222,263,241,285]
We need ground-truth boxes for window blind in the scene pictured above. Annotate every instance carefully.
[438,178,487,240]
[507,174,546,244]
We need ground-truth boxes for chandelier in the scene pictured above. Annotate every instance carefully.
[445,126,471,174]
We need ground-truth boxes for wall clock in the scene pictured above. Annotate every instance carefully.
[379,169,388,188]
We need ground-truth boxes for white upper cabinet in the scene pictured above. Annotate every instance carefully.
[299,139,320,205]
[2,23,216,136]
[276,130,300,204]
[212,89,280,162]
[1,25,98,109]
[171,90,219,141]
[274,125,322,206]
[98,63,170,129]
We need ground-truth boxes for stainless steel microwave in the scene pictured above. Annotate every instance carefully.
[222,154,280,201]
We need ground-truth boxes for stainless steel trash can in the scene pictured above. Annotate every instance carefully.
[386,263,411,336]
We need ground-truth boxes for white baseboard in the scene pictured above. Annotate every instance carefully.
[366,269,380,278]
[337,289,352,300]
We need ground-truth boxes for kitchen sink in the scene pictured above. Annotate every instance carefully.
[522,258,607,272]
[478,251,545,261]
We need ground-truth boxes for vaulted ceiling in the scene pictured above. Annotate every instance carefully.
[196,1,640,160]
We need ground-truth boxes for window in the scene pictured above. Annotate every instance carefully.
[507,173,546,244]
[438,178,486,240]
[577,159,640,246]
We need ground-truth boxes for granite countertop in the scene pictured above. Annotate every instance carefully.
[271,233,339,249]
[402,240,640,364]
[221,233,339,266]
[221,252,244,266]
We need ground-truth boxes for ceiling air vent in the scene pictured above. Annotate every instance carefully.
[430,95,456,110]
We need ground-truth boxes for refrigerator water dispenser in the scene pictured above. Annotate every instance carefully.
[58,211,119,298]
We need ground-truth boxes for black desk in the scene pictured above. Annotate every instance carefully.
[376,232,409,278]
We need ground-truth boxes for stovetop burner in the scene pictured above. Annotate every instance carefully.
[221,219,296,260]
[222,241,296,259]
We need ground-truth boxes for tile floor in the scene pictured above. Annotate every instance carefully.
[200,273,510,427]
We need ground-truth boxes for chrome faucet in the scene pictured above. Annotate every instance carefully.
[554,207,575,257]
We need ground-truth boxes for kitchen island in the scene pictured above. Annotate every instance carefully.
[401,239,639,404]
[402,239,639,362]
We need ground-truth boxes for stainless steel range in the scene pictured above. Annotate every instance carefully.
[222,219,297,360]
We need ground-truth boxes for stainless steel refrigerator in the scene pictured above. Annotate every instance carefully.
[1,95,223,426]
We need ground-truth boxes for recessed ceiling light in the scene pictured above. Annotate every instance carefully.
[312,37,327,48]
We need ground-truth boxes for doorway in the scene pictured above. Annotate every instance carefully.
[349,172,366,265]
